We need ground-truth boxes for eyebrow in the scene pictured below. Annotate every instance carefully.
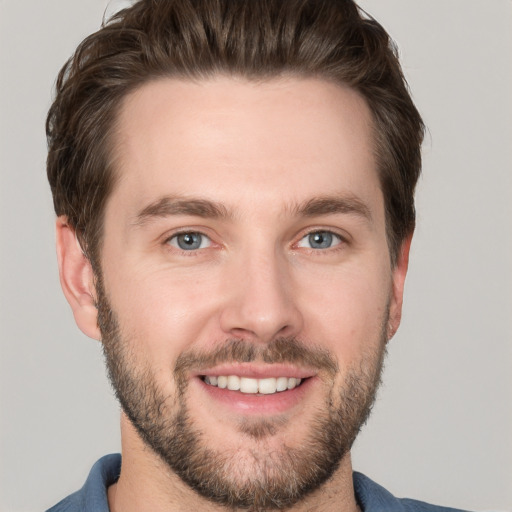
[292,195,372,222]
[133,196,231,226]
[132,193,372,227]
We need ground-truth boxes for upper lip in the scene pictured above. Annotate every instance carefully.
[195,363,316,380]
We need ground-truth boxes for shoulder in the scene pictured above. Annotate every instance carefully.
[45,454,121,512]
[353,472,472,512]
[46,489,84,512]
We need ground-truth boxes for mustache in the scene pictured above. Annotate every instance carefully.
[174,337,339,378]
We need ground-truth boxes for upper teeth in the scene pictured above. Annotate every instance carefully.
[204,375,302,395]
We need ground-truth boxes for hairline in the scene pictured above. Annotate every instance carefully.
[86,72,403,270]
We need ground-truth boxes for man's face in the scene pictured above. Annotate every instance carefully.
[94,77,406,508]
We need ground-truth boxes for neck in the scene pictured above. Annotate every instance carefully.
[108,414,360,512]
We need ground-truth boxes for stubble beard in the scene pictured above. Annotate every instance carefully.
[96,277,387,511]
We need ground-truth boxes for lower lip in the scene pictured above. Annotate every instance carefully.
[195,377,314,415]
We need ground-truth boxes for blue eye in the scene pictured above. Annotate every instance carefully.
[298,231,342,250]
[168,232,211,251]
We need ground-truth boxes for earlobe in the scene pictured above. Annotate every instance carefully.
[56,216,101,340]
[387,234,413,341]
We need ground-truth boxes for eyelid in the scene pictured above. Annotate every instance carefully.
[162,227,217,251]
[160,226,348,253]
[294,228,348,250]
[168,232,211,250]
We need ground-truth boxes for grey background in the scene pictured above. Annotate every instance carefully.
[0,0,511,511]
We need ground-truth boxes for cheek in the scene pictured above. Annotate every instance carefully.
[296,264,391,360]
[105,264,224,365]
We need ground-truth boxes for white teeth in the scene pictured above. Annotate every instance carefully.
[276,376,288,392]
[258,378,277,394]
[203,375,305,394]
[227,375,240,391]
[240,377,259,393]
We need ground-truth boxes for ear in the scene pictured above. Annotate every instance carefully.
[387,233,413,341]
[56,216,101,340]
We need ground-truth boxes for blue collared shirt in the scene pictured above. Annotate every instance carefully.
[46,454,471,512]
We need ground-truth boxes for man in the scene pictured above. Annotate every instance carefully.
[45,1,470,511]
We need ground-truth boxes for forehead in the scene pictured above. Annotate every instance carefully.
[109,76,380,220]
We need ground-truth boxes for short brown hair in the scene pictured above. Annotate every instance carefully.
[47,0,424,268]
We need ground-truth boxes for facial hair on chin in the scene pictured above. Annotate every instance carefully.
[95,275,388,511]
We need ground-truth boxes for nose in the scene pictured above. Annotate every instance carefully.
[219,249,303,344]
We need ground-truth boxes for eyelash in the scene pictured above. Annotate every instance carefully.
[163,227,347,255]
[295,229,347,252]
[164,230,214,254]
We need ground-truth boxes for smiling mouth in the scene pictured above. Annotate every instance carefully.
[201,375,305,395]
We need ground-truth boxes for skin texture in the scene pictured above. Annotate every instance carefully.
[56,77,411,512]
